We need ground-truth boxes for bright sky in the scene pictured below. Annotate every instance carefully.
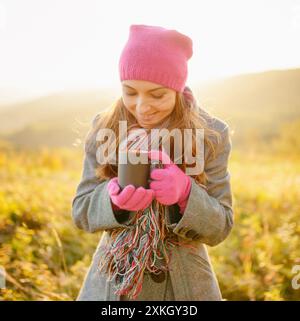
[0,0,300,100]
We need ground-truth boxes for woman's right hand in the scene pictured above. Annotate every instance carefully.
[107,177,154,212]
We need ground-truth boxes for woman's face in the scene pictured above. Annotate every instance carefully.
[121,80,176,129]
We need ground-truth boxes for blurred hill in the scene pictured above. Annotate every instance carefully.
[0,68,299,150]
[0,88,46,107]
[194,68,300,148]
[0,88,117,149]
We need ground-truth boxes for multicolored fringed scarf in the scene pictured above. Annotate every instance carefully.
[97,161,198,300]
[99,196,198,299]
[97,118,198,300]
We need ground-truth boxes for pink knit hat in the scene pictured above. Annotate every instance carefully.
[118,24,193,93]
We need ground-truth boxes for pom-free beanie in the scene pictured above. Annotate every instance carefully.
[118,24,193,93]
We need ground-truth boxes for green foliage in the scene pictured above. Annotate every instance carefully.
[0,146,100,300]
[0,138,300,300]
[208,149,300,301]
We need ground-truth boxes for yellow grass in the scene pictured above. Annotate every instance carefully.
[0,145,299,300]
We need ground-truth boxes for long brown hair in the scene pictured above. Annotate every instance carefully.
[85,90,222,187]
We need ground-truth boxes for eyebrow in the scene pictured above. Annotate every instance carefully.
[123,84,166,92]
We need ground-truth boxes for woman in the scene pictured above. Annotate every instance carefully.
[71,24,234,301]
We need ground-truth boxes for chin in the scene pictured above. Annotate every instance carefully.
[138,122,153,129]
[139,117,166,128]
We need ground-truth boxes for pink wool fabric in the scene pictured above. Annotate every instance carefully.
[147,150,192,214]
[108,149,192,215]
[108,177,154,212]
[119,24,193,93]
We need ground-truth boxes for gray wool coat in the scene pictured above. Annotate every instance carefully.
[71,110,234,301]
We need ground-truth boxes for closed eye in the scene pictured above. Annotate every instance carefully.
[126,93,164,99]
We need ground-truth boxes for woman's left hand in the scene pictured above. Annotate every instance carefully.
[148,149,192,213]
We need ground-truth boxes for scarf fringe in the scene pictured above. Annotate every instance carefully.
[97,176,197,300]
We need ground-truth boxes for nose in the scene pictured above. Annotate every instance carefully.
[136,97,153,114]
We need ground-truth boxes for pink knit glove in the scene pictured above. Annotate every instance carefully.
[107,177,155,212]
[148,150,192,214]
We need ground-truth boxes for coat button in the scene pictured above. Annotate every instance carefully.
[178,227,184,234]
[192,233,201,241]
[150,271,166,283]
[185,229,198,239]
[178,226,189,235]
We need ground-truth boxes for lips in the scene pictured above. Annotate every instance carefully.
[139,112,158,120]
